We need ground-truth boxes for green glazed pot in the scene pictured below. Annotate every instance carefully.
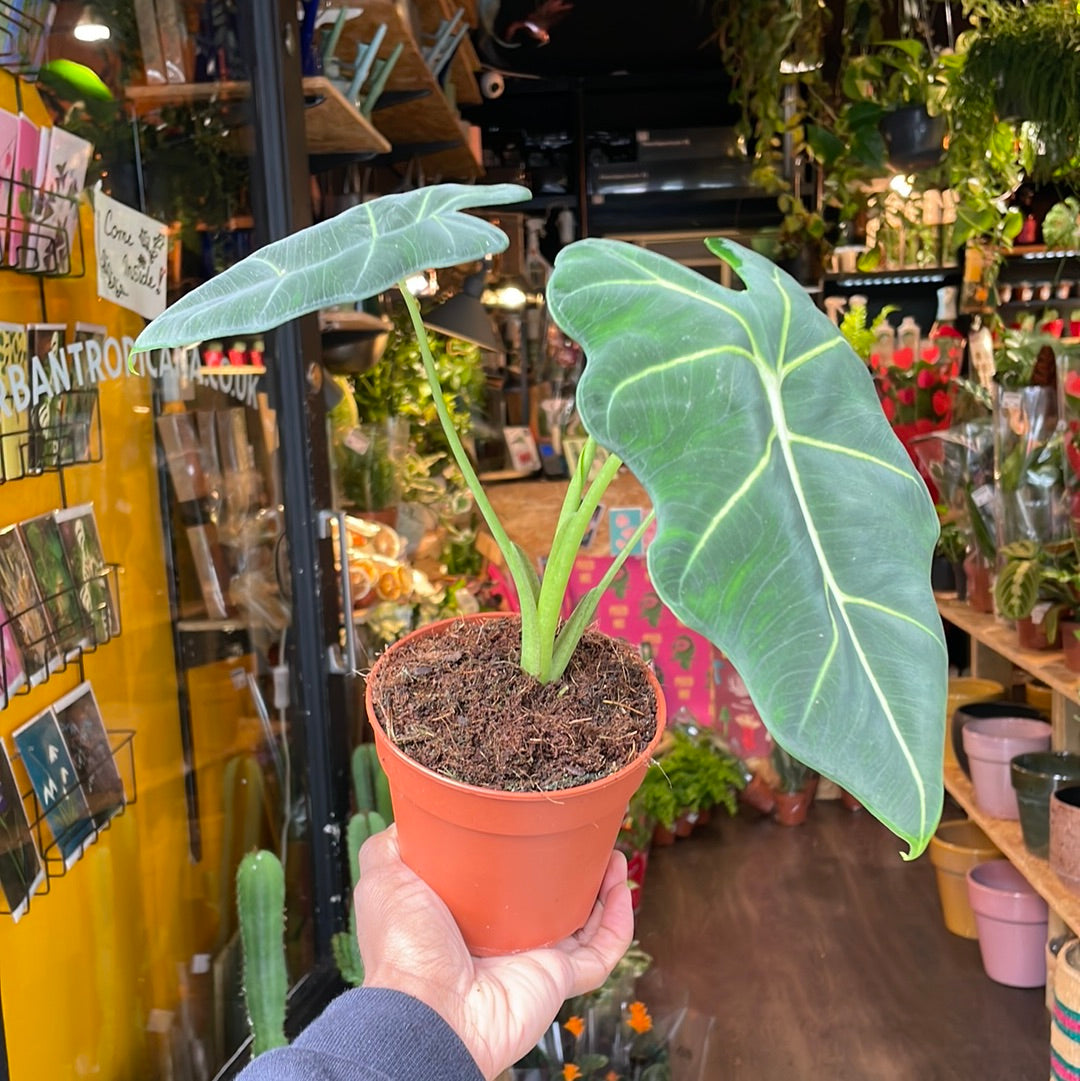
[1011,752,1080,857]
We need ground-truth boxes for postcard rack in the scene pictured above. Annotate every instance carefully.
[0,729,137,917]
[1,563,123,707]
[0,2,52,79]
[0,387,104,484]
[0,177,86,279]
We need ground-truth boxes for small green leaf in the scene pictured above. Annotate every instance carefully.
[546,239,946,856]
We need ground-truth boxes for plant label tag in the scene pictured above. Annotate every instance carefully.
[345,427,371,455]
[1032,601,1052,626]
[1001,391,1022,411]
[971,484,994,508]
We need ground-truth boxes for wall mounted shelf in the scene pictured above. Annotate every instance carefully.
[125,77,391,157]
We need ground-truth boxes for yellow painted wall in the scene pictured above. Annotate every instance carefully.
[0,82,273,1080]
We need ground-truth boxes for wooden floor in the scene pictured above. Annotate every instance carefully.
[633,798,1050,1081]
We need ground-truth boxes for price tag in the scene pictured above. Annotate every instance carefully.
[1001,391,1022,411]
[345,427,371,455]
[971,484,994,508]
[1031,601,1052,626]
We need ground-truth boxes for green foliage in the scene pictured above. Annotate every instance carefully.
[839,303,897,363]
[332,809,390,988]
[994,540,1080,641]
[936,518,968,565]
[350,743,377,814]
[236,851,288,1056]
[1043,199,1080,251]
[771,744,815,794]
[131,183,948,857]
[631,728,745,830]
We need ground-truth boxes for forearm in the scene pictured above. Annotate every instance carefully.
[237,988,485,1081]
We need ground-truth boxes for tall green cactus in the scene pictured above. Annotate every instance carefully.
[331,810,388,987]
[351,742,393,824]
[236,850,288,1056]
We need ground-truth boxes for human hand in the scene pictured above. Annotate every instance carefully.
[354,825,634,1080]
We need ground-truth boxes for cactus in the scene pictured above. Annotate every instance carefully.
[236,850,288,1056]
[332,810,389,987]
[372,761,394,825]
[351,743,376,813]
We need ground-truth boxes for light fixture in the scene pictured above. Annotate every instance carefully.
[481,273,530,312]
[73,4,110,41]
[888,173,915,198]
[423,271,503,352]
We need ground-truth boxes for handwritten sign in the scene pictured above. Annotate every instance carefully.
[93,191,168,320]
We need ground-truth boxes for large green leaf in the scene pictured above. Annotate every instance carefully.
[546,238,947,857]
[129,184,531,354]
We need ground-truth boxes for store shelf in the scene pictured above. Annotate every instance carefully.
[421,0,482,106]
[937,595,1080,706]
[125,77,391,156]
[944,763,1080,933]
[325,0,483,179]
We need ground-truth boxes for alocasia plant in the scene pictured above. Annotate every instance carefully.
[130,183,947,856]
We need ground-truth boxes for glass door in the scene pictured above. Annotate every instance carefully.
[0,2,356,1077]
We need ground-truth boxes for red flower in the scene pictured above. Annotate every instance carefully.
[932,389,951,416]
[881,397,896,422]
[1066,438,1080,477]
[920,345,940,364]
[869,352,881,371]
[917,368,936,389]
[1065,371,1080,400]
[891,347,914,370]
[898,388,915,406]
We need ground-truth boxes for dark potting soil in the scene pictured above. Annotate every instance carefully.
[367,616,658,791]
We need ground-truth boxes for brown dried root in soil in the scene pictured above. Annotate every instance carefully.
[368,616,658,791]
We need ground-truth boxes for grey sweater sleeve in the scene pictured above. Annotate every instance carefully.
[237,988,486,1081]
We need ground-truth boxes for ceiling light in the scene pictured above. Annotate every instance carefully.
[73,5,110,41]
[424,271,503,352]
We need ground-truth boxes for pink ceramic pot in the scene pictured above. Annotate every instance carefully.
[962,717,1052,819]
[966,860,1048,987]
[1050,785,1080,895]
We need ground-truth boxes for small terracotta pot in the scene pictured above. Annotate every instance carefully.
[773,781,815,826]
[839,789,863,812]
[651,823,677,846]
[1017,614,1060,651]
[365,613,667,955]
[1063,621,1080,673]
[738,773,776,815]
[964,553,994,613]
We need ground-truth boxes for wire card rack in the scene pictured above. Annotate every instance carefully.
[1,176,87,278]
[0,387,103,484]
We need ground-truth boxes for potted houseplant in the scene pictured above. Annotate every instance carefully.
[993,539,1080,650]
[630,725,745,845]
[130,182,948,952]
[770,745,818,826]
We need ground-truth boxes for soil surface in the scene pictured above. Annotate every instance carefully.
[367,616,658,791]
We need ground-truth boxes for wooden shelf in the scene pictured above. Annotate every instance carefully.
[421,0,481,106]
[945,763,1080,933]
[325,0,483,179]
[125,77,391,156]
[936,595,1080,707]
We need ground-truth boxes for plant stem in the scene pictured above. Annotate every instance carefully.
[398,284,541,667]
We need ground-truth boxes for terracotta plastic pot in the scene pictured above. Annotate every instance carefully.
[1064,621,1080,673]
[1051,786,1080,896]
[964,552,994,613]
[1051,939,1080,1074]
[928,818,1001,939]
[950,700,1044,777]
[966,860,1048,987]
[1017,614,1060,651]
[772,777,817,826]
[1010,752,1080,857]
[944,677,1005,770]
[962,717,1052,819]
[365,614,667,955]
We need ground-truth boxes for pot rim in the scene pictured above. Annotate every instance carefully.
[1011,751,1080,785]
[365,612,666,804]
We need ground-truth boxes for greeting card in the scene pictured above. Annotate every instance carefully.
[26,323,65,470]
[55,503,118,643]
[37,126,92,274]
[13,708,96,869]
[0,595,26,708]
[20,512,91,657]
[0,524,56,682]
[0,738,43,922]
[0,108,18,257]
[8,114,40,270]
[52,681,125,829]
[0,321,29,481]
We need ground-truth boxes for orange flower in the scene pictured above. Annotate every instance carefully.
[563,1015,585,1039]
[562,1065,582,1081]
[605,1072,620,1081]
[626,1000,653,1034]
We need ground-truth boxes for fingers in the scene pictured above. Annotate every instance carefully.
[357,823,399,877]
